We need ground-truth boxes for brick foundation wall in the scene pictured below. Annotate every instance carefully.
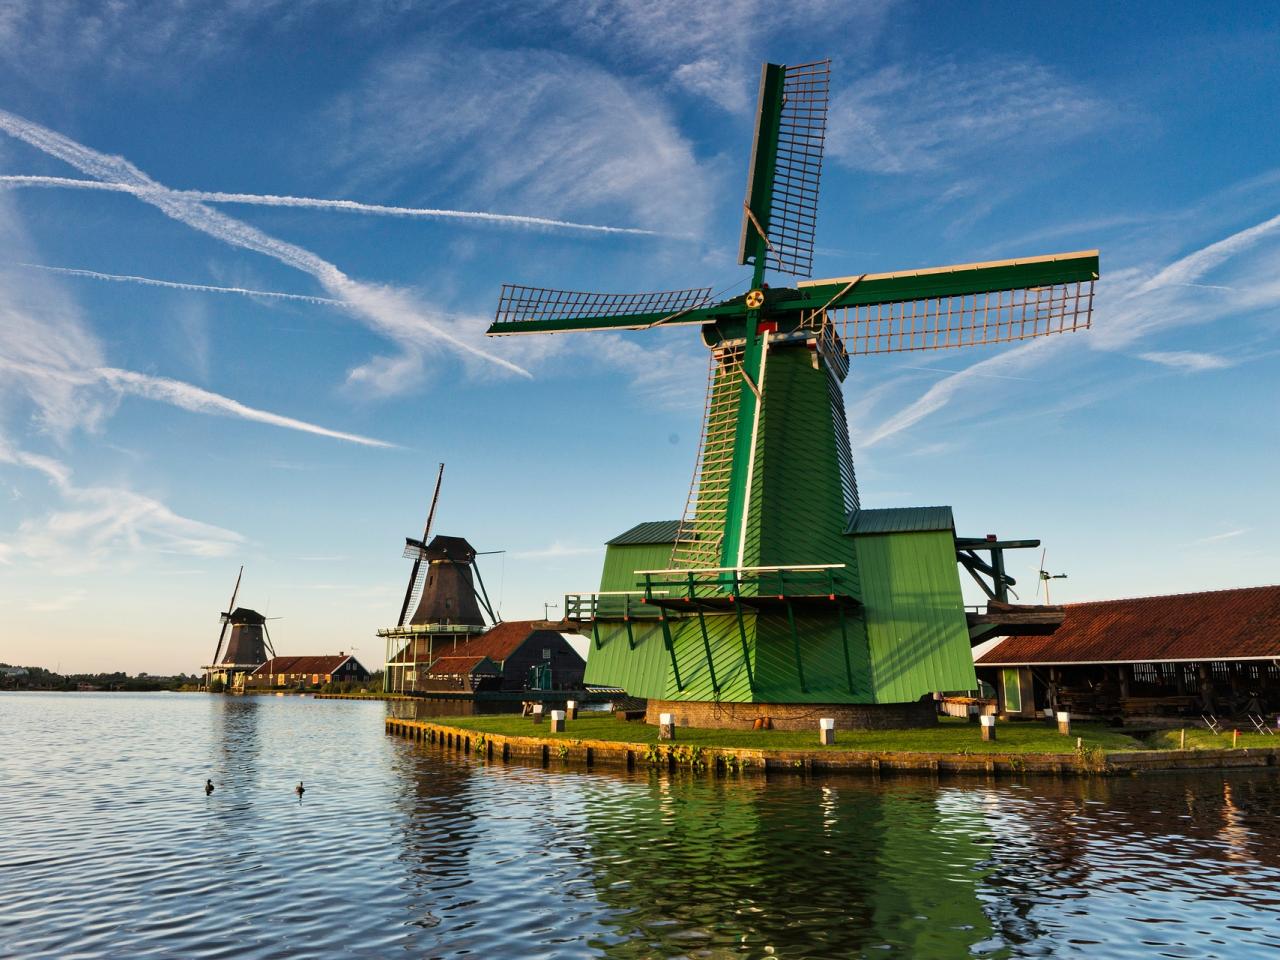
[644,698,937,731]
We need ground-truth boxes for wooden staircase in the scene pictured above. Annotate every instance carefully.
[670,347,745,569]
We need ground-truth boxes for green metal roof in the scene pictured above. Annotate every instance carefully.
[605,520,682,546]
[846,507,955,536]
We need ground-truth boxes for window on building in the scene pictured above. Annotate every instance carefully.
[1002,668,1022,713]
[542,649,551,660]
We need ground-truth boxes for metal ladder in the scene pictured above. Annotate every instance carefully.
[670,347,744,570]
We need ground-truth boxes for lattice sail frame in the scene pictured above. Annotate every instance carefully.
[767,59,830,277]
[808,280,1095,356]
[495,283,713,326]
[738,59,831,279]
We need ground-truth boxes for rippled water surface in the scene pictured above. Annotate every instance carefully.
[3,693,1280,958]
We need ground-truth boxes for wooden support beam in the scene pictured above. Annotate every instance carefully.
[733,599,755,690]
[785,598,807,693]
[659,616,683,691]
[696,608,720,694]
[837,602,855,695]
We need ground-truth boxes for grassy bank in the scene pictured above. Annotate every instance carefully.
[1147,727,1279,751]
[425,714,1145,755]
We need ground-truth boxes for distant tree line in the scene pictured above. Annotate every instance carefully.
[0,663,198,692]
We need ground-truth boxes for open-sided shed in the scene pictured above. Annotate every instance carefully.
[975,585,1280,719]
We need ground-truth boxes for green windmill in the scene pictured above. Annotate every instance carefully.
[487,60,1098,728]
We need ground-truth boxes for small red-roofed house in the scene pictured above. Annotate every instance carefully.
[418,620,586,693]
[245,653,371,690]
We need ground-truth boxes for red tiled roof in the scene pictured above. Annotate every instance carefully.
[426,655,498,675]
[253,655,355,675]
[976,585,1280,666]
[446,621,561,664]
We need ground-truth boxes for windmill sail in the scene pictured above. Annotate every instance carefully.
[491,283,714,334]
[399,463,445,626]
[739,60,831,278]
[798,251,1098,355]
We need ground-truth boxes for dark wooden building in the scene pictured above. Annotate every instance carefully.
[245,653,371,690]
[417,620,585,694]
[975,585,1280,720]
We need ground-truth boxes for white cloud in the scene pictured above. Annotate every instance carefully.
[324,45,713,236]
[1138,351,1234,372]
[854,337,1060,448]
[853,199,1280,446]
[0,198,394,448]
[1193,528,1249,545]
[829,59,1108,175]
[0,108,531,388]
[538,0,893,109]
[0,0,357,83]
[509,542,604,561]
[0,440,243,573]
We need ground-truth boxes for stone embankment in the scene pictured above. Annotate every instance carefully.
[385,718,1280,778]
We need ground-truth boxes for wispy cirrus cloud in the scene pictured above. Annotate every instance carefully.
[0,108,531,389]
[1192,528,1249,545]
[529,0,894,111]
[0,439,243,572]
[1138,350,1235,372]
[0,200,392,448]
[324,45,713,236]
[829,58,1111,176]
[509,542,604,561]
[854,195,1280,447]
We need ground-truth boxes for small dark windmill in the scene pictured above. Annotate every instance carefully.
[378,468,501,693]
[1036,549,1068,604]
[203,566,275,692]
[488,59,1100,723]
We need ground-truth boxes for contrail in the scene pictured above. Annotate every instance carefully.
[97,368,396,447]
[0,110,531,378]
[0,173,657,235]
[20,262,346,306]
[0,353,394,448]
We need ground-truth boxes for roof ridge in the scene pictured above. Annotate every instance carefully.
[1064,583,1280,607]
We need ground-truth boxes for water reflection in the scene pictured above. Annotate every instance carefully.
[574,774,999,957]
[4,693,1280,960]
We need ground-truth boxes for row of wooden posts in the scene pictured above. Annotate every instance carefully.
[525,705,1077,744]
[981,709,1073,741]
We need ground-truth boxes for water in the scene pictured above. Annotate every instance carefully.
[3,693,1279,959]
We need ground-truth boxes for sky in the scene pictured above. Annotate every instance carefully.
[0,0,1277,674]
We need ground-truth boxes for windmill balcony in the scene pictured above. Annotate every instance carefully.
[565,564,859,624]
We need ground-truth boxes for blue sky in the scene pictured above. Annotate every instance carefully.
[1,0,1277,673]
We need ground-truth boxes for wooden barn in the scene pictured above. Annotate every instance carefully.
[975,585,1280,721]
[417,620,585,694]
[245,653,371,691]
[420,655,502,693]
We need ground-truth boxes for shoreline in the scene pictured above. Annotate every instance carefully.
[386,716,1280,778]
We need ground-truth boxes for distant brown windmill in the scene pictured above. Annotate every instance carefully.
[377,465,500,693]
[203,566,276,693]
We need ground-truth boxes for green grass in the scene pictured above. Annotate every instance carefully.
[426,714,1146,755]
[1148,726,1280,751]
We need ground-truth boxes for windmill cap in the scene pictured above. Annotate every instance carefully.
[426,535,476,562]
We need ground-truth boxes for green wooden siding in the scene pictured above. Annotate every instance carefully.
[853,529,976,702]
[599,541,674,593]
[583,619,669,700]
[751,610,872,702]
[742,348,862,597]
